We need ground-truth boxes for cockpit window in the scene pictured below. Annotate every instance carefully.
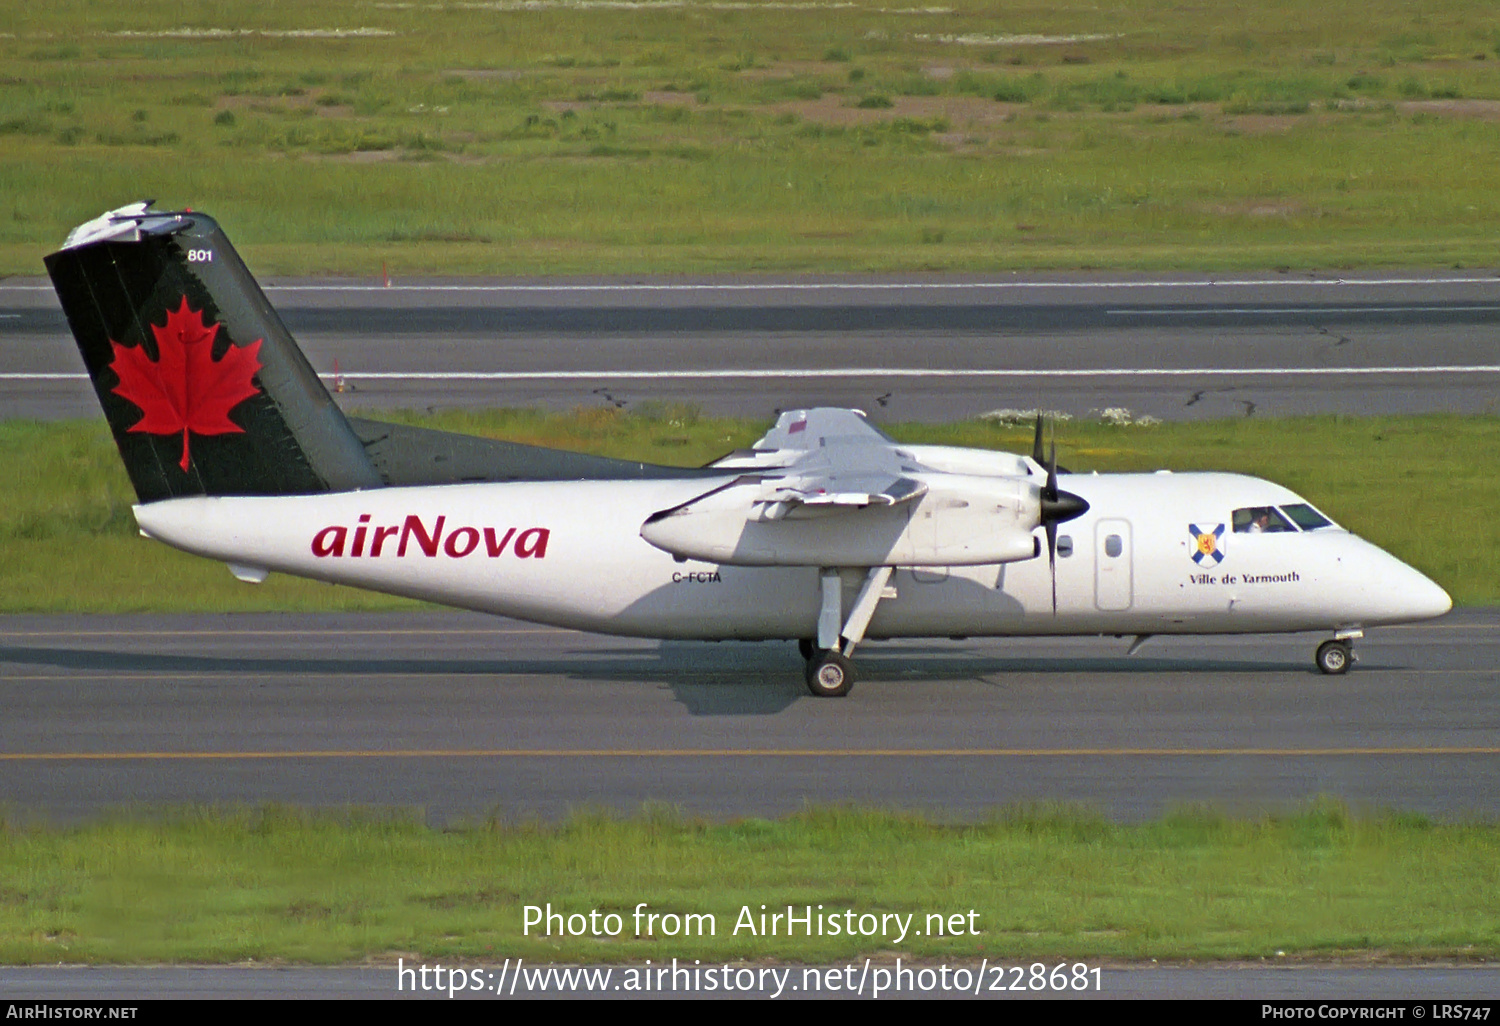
[1280,503,1334,531]
[1232,506,1296,533]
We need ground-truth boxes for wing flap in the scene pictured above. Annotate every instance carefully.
[770,474,927,510]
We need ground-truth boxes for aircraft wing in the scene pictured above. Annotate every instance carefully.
[754,451,927,515]
[709,408,929,515]
[751,407,895,453]
[648,408,1053,566]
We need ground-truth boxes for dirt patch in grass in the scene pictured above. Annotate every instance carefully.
[735,60,847,80]
[767,93,1006,127]
[303,149,404,163]
[1225,100,1500,130]
[1399,99,1500,121]
[1221,112,1310,134]
[216,89,349,116]
[444,68,537,81]
[215,94,264,111]
[1205,201,1309,219]
[932,130,972,150]
[641,90,699,106]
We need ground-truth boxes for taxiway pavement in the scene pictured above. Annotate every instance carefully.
[3,271,1497,422]
[2,609,1495,823]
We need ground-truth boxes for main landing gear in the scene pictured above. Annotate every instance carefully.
[799,566,894,698]
[1315,629,1362,675]
[806,649,855,698]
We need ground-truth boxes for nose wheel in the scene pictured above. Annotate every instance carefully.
[1315,639,1353,675]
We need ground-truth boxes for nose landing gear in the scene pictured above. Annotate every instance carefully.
[1315,639,1352,675]
[1315,629,1363,675]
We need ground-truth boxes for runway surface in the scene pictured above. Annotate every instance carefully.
[3,608,1495,823]
[3,271,1498,422]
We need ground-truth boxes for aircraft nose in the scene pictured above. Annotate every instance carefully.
[1405,569,1453,621]
[1378,555,1452,623]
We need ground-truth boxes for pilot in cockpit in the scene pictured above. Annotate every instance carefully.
[1234,506,1295,534]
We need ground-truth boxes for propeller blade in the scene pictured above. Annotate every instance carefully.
[1038,433,1089,525]
[1047,518,1058,614]
[1031,414,1045,466]
[1034,426,1088,614]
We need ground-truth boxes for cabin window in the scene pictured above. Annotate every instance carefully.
[1104,534,1123,558]
[1280,503,1334,530]
[1232,506,1296,534]
[1056,535,1073,558]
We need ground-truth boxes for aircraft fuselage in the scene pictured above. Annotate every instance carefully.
[132,469,1450,641]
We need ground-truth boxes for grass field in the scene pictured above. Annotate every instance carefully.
[3,1,1500,273]
[3,803,1498,964]
[1,409,1495,611]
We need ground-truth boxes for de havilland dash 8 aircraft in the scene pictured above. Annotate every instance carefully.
[44,203,1452,696]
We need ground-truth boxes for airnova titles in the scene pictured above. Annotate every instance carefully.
[46,203,1452,696]
[310,515,551,561]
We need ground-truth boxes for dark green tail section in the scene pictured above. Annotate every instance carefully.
[44,204,382,502]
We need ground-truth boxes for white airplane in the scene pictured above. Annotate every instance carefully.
[44,203,1452,696]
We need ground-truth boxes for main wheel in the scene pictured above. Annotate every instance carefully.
[1315,640,1352,675]
[798,638,816,662]
[805,650,855,697]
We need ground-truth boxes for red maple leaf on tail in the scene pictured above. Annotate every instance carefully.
[109,298,263,472]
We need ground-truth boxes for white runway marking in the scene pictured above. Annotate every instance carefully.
[5,366,1500,383]
[0,373,89,380]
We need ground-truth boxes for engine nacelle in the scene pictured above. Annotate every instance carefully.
[641,475,1041,567]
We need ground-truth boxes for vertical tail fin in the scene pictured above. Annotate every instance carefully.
[43,202,382,502]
